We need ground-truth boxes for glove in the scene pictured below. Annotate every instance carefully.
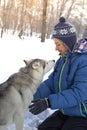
[29,98,50,115]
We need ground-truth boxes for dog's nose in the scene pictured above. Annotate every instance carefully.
[53,60,55,62]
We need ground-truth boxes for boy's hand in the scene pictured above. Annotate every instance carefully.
[29,98,50,115]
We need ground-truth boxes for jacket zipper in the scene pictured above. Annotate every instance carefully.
[58,55,68,113]
[59,56,67,92]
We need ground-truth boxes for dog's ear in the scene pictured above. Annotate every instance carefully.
[23,59,33,66]
[32,62,40,69]
[23,60,28,65]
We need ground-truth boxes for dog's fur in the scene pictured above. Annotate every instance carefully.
[0,59,55,130]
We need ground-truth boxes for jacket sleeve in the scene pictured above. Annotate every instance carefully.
[48,56,87,110]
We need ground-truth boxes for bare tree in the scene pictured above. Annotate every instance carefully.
[18,0,25,39]
[0,0,6,37]
[41,0,48,42]
[0,0,87,39]
[83,25,87,38]
[58,0,67,17]
[66,0,76,19]
[79,0,85,37]
[46,3,54,38]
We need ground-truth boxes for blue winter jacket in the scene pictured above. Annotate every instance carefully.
[34,51,87,117]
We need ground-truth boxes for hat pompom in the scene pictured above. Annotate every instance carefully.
[59,17,66,23]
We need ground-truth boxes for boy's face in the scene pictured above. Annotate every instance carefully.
[54,38,69,55]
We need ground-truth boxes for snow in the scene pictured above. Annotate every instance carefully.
[0,34,59,130]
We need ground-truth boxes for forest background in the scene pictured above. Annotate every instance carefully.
[0,0,87,41]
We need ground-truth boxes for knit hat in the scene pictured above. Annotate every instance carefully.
[52,17,77,51]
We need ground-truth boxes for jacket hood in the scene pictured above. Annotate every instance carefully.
[73,38,87,53]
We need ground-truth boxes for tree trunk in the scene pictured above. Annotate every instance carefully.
[41,0,48,42]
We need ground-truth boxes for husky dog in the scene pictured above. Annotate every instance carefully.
[0,59,55,130]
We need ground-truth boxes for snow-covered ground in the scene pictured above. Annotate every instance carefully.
[0,34,59,130]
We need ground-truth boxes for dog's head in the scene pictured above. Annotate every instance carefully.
[22,59,55,76]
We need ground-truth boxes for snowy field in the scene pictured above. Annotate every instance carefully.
[0,34,59,130]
